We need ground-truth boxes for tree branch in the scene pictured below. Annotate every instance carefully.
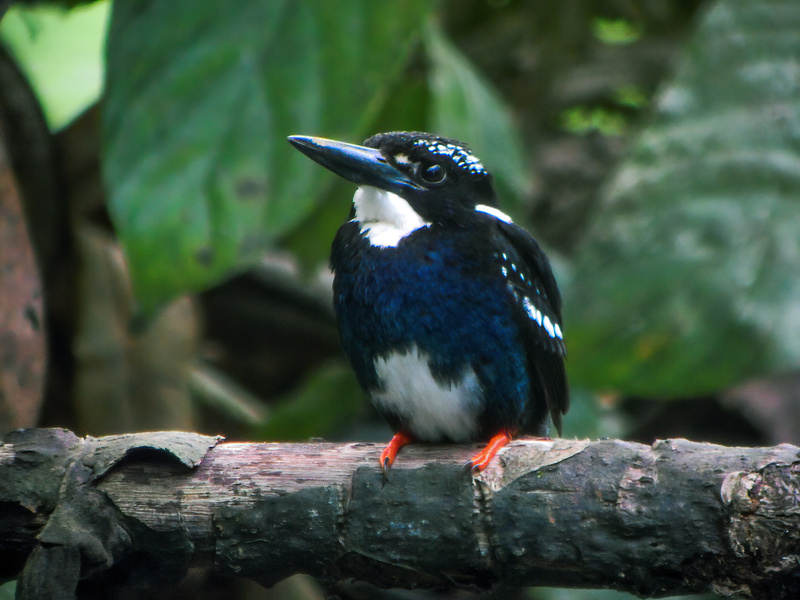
[1,428,799,599]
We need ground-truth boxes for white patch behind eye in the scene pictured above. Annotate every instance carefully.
[353,186,430,248]
[475,204,514,224]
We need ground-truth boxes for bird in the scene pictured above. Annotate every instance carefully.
[287,131,568,472]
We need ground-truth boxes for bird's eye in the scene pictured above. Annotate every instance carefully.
[419,163,446,184]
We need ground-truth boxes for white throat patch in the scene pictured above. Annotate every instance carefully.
[352,186,430,248]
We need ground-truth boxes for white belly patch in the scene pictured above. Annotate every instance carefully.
[370,346,482,442]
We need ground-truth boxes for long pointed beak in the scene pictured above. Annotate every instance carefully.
[287,135,420,193]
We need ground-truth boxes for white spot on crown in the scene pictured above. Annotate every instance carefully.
[413,139,487,175]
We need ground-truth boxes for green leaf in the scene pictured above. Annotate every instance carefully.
[102,0,428,310]
[282,63,431,269]
[425,23,531,207]
[283,24,532,269]
[562,387,627,440]
[592,17,642,46]
[0,580,15,600]
[251,361,365,442]
[560,106,627,136]
[0,1,109,130]
[566,0,800,396]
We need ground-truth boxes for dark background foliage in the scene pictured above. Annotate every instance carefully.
[1,0,799,598]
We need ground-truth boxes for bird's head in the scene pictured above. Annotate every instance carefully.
[288,131,503,246]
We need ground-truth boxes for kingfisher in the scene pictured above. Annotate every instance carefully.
[288,131,568,471]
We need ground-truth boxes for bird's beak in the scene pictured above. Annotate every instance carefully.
[288,135,421,193]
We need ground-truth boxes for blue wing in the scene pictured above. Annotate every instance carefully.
[490,219,569,434]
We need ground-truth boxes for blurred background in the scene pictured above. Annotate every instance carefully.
[1,0,798,599]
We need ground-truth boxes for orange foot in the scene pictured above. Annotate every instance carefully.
[379,432,413,470]
[470,431,513,472]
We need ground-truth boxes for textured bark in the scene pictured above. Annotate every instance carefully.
[1,428,799,599]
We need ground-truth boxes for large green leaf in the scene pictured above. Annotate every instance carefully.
[283,53,432,270]
[425,23,531,207]
[102,1,427,309]
[566,0,800,396]
[281,22,532,268]
[0,1,109,130]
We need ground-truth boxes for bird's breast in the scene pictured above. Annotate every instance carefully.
[331,224,531,440]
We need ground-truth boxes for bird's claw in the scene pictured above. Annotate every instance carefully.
[469,431,513,472]
[379,432,413,473]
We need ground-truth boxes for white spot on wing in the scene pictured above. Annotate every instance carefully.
[543,315,555,338]
[475,204,514,224]
[500,250,563,341]
[371,346,482,442]
[523,296,562,339]
[353,186,430,248]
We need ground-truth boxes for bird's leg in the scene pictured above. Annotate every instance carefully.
[380,431,413,470]
[470,430,514,471]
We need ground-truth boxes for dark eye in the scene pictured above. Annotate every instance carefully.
[420,163,446,184]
